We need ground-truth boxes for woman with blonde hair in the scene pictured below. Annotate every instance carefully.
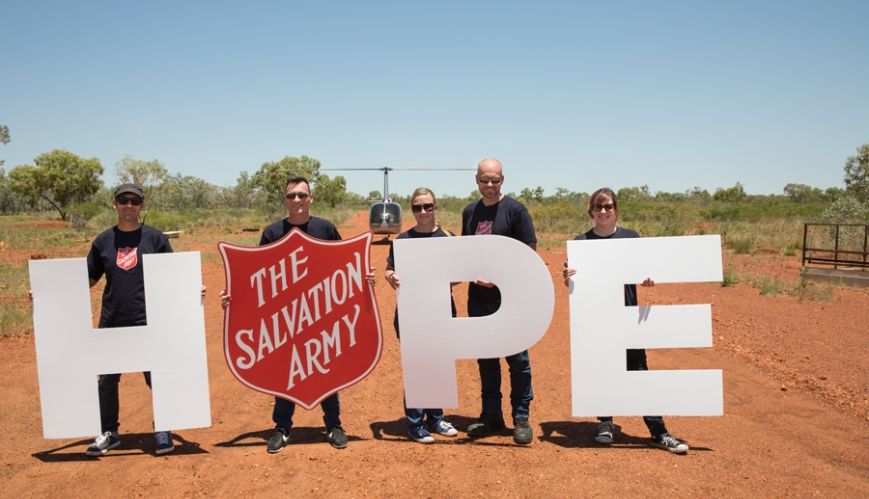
[385,187,459,444]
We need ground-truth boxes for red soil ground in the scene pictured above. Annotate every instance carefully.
[1,211,867,497]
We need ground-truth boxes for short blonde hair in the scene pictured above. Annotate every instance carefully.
[410,187,437,206]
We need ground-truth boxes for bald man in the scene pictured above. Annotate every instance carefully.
[461,157,538,445]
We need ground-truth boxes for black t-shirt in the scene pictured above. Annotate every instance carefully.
[386,226,453,269]
[461,196,537,303]
[260,216,341,245]
[87,224,173,327]
[386,226,457,335]
[574,227,640,306]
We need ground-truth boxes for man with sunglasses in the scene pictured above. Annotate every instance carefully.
[222,176,350,453]
[461,157,538,445]
[84,183,177,456]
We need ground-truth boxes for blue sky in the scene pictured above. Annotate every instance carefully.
[2,1,867,198]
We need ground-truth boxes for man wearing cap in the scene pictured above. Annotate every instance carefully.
[83,183,178,456]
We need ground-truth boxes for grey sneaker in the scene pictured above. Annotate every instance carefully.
[513,418,533,445]
[327,426,348,449]
[467,414,506,437]
[267,427,291,453]
[86,431,121,456]
[595,421,614,444]
[155,431,175,455]
[428,420,458,437]
[651,433,689,454]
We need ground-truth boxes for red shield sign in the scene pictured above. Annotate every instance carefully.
[218,229,382,409]
[116,247,137,271]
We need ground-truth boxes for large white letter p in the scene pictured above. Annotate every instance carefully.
[394,236,554,409]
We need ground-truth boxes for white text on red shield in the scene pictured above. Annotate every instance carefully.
[231,245,364,390]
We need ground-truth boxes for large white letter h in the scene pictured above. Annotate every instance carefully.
[29,253,211,438]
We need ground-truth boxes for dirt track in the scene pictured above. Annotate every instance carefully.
[2,211,867,497]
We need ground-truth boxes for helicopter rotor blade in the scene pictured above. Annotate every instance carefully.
[320,167,473,171]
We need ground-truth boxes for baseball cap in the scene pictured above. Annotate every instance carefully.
[114,183,144,198]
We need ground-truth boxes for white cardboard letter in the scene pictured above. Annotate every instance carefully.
[394,235,554,408]
[568,235,723,416]
[29,252,211,438]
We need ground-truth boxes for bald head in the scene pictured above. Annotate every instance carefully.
[475,157,505,205]
[477,157,503,177]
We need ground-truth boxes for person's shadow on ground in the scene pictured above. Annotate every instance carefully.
[540,421,708,452]
[370,414,537,448]
[215,427,361,448]
[540,421,647,449]
[32,432,207,462]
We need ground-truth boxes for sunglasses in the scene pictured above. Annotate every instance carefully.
[411,203,435,213]
[116,196,143,206]
[593,203,615,212]
[477,177,503,185]
[285,192,310,200]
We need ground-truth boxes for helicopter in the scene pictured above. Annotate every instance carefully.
[321,167,473,242]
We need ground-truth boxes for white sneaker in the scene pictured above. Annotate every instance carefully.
[429,420,458,437]
[85,431,121,456]
[651,433,689,454]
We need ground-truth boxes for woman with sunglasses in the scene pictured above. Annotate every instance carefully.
[384,187,459,444]
[563,187,690,454]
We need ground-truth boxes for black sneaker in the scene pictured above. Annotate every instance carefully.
[595,421,614,444]
[267,427,291,453]
[467,414,506,437]
[85,431,121,456]
[651,433,689,454]
[327,426,348,449]
[154,431,175,455]
[513,418,533,445]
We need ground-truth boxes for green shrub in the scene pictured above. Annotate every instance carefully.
[794,281,834,302]
[749,275,792,296]
[727,238,754,254]
[69,202,107,229]
[722,270,740,287]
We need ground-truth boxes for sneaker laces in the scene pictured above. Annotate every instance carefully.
[659,433,680,447]
[94,431,113,446]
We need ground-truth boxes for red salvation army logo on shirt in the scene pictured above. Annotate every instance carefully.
[475,221,494,235]
[218,229,382,409]
[116,247,138,271]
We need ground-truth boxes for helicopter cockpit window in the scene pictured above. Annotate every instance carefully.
[370,202,402,233]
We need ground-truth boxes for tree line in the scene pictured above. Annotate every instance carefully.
[0,124,866,225]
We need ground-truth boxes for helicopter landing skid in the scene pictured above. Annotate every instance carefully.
[371,235,392,245]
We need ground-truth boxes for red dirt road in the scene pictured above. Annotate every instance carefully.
[1,211,867,497]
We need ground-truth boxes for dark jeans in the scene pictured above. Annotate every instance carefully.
[98,372,152,433]
[403,397,444,430]
[599,348,668,438]
[468,298,533,421]
[273,393,341,431]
